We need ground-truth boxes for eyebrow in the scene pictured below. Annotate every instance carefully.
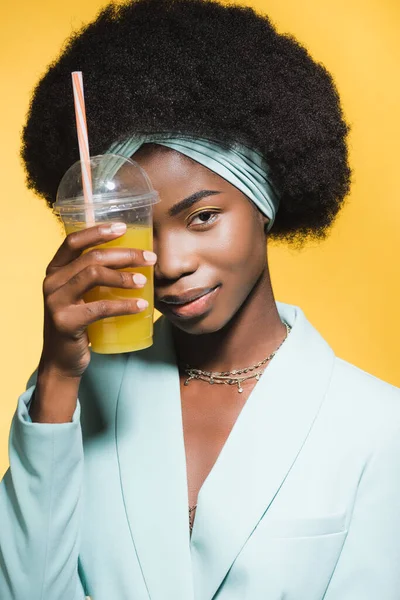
[167,190,222,217]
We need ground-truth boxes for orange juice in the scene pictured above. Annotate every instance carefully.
[65,223,154,353]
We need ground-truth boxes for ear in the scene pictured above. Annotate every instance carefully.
[255,208,270,236]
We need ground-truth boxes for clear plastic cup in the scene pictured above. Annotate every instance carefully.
[53,154,160,354]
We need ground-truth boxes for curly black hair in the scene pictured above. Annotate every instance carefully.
[21,0,351,243]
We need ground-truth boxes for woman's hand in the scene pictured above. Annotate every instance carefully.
[40,222,156,378]
[30,222,156,423]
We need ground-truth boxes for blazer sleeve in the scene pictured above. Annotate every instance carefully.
[323,427,400,600]
[0,373,87,600]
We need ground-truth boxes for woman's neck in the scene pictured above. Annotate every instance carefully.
[171,268,286,373]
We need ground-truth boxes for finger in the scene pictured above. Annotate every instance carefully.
[44,247,156,297]
[48,265,147,308]
[47,222,128,272]
[53,298,149,336]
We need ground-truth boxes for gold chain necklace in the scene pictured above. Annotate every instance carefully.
[189,505,197,535]
[182,321,291,394]
[185,321,291,533]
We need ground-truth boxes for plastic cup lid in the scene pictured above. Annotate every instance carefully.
[53,154,160,214]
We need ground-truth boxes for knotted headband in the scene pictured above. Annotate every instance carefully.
[106,135,280,231]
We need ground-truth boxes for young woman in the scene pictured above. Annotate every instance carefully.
[1,1,400,599]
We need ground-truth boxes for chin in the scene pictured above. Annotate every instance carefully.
[163,310,234,336]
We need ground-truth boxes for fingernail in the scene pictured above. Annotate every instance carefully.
[133,273,147,285]
[109,223,127,233]
[137,299,149,310]
[143,251,157,263]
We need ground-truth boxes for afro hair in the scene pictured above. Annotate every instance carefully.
[21,0,352,243]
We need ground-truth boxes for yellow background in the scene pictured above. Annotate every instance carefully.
[1,0,399,477]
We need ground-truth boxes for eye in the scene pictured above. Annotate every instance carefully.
[187,210,219,228]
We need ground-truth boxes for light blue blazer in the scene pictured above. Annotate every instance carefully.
[1,302,400,600]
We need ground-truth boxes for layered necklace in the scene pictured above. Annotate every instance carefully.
[183,321,292,534]
[182,321,291,394]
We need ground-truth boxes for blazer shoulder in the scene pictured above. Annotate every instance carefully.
[327,356,400,438]
[332,357,399,397]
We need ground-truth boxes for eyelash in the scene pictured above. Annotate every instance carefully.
[187,209,220,228]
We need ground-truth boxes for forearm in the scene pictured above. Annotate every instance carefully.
[0,385,85,599]
[29,365,81,423]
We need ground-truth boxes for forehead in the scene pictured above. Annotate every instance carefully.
[131,145,228,200]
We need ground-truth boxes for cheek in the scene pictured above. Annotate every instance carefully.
[204,212,266,275]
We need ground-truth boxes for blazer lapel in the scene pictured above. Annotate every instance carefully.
[189,303,336,600]
[115,317,194,600]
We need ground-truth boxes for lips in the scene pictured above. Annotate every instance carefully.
[158,285,220,319]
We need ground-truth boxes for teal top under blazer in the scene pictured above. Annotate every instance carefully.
[1,302,400,600]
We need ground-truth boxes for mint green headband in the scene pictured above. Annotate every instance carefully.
[106,135,280,231]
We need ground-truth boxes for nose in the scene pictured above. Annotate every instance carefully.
[153,232,198,281]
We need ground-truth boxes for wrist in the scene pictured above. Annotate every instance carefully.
[30,365,81,423]
[37,361,82,385]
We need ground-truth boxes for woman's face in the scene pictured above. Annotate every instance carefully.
[132,145,269,335]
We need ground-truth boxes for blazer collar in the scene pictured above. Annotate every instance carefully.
[115,316,194,600]
[114,302,335,600]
